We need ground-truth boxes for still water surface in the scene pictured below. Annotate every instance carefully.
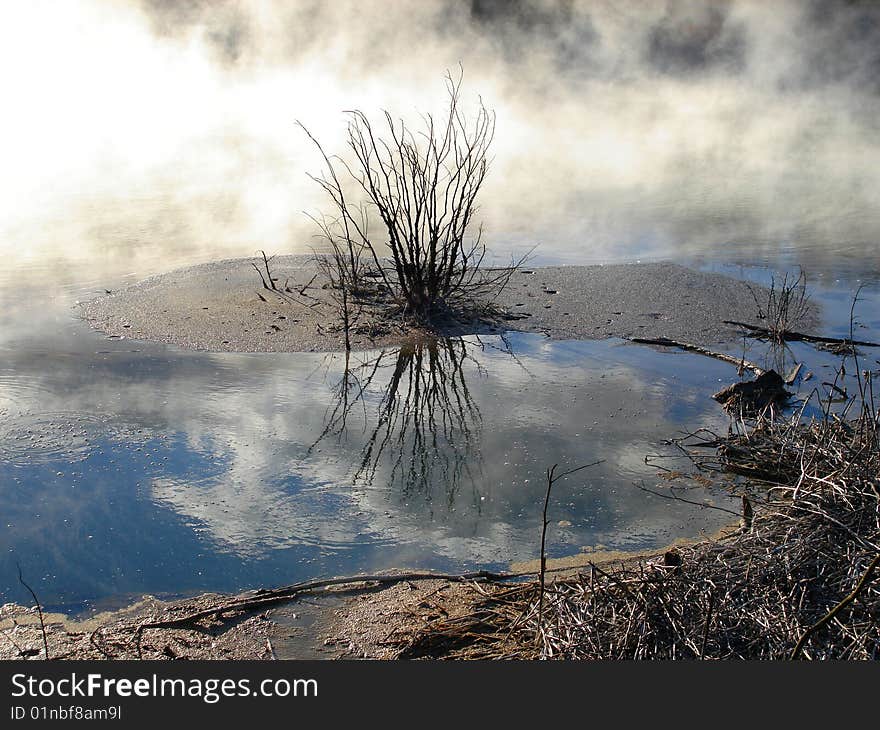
[1,236,877,612]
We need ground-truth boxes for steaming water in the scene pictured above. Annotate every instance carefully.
[1,0,880,612]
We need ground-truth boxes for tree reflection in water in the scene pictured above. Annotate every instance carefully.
[311,336,521,502]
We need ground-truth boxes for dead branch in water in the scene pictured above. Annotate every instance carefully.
[628,336,766,376]
[723,320,880,349]
[629,336,800,415]
[634,482,743,518]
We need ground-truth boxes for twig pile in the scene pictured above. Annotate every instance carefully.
[397,396,880,659]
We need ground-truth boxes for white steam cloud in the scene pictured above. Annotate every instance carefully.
[1,0,878,280]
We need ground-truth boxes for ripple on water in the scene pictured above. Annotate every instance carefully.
[0,411,109,466]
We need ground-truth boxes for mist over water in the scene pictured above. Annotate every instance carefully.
[2,0,879,281]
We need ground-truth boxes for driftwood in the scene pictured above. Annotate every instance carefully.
[629,337,800,415]
[628,336,765,376]
[723,320,880,348]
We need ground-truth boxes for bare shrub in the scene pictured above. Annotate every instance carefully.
[747,268,811,341]
[299,69,525,324]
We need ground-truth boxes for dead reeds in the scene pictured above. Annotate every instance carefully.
[394,375,880,660]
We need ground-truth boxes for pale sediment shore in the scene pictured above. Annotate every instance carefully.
[81,255,816,353]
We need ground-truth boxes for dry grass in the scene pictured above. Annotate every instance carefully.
[392,380,880,660]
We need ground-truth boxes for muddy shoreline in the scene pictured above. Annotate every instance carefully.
[1,542,696,660]
[81,257,813,352]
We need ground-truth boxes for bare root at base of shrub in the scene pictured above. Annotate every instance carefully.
[299,68,526,326]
